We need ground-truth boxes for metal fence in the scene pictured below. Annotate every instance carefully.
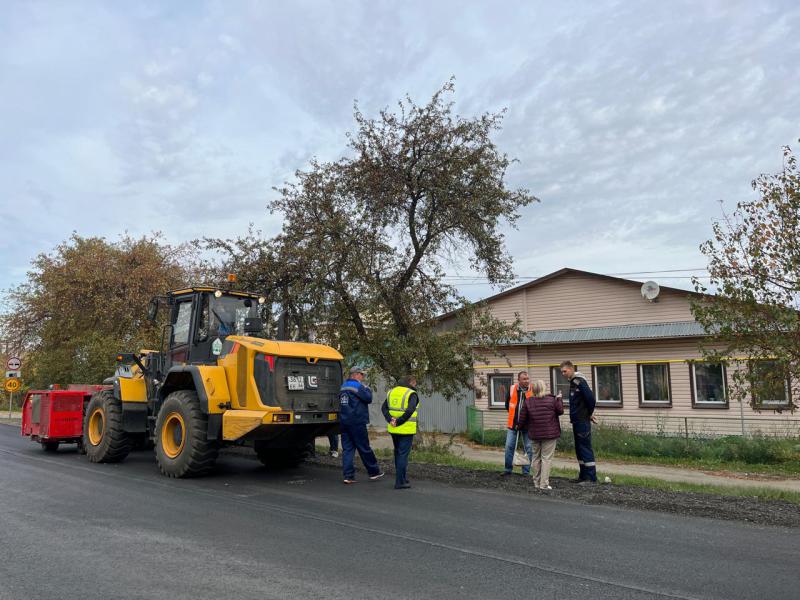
[465,406,800,439]
[368,379,474,433]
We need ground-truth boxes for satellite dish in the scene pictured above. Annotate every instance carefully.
[641,281,660,302]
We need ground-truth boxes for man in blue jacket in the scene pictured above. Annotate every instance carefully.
[338,366,384,484]
[560,360,598,484]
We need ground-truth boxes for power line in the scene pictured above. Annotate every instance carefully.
[439,268,709,281]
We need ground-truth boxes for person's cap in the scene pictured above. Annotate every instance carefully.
[349,365,367,375]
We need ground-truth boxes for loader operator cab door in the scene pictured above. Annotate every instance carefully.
[165,290,268,367]
[168,295,194,365]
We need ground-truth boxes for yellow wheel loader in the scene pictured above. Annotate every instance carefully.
[82,285,342,478]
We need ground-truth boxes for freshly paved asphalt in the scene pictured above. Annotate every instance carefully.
[0,425,797,600]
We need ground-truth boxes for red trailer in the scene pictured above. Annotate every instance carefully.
[21,386,107,452]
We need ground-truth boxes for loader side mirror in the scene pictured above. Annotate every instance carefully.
[147,299,159,322]
[243,317,264,334]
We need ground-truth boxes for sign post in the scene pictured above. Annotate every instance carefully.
[5,358,22,418]
[4,378,21,419]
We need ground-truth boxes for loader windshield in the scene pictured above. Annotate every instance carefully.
[197,293,265,339]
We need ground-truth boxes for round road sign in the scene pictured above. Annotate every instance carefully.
[6,357,21,371]
[4,379,21,393]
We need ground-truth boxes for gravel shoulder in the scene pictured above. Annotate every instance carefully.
[307,452,800,528]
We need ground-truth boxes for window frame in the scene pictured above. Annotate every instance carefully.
[592,364,623,407]
[689,362,728,409]
[550,366,580,407]
[488,373,513,410]
[750,360,792,409]
[637,362,672,407]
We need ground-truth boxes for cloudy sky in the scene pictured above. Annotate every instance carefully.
[1,1,798,301]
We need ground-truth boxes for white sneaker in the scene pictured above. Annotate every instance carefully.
[330,451,339,458]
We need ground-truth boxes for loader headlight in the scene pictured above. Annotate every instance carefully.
[258,296,266,305]
[214,289,223,298]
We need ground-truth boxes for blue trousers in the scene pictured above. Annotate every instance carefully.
[391,433,414,486]
[504,428,533,475]
[572,420,597,481]
[341,423,380,480]
[328,433,339,452]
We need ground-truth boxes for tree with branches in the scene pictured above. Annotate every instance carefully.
[1,234,195,388]
[693,145,800,412]
[209,81,537,396]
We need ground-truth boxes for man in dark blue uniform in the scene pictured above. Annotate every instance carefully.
[338,366,383,484]
[560,360,598,484]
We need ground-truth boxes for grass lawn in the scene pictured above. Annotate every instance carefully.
[469,426,800,478]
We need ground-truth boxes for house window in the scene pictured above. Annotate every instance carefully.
[488,374,513,409]
[551,366,580,405]
[593,365,622,406]
[638,363,671,406]
[691,362,727,408]
[750,360,791,408]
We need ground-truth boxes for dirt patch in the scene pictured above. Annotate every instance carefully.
[308,453,800,528]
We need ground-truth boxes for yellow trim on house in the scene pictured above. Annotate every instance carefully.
[475,356,754,370]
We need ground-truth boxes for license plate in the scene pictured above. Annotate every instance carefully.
[287,376,305,390]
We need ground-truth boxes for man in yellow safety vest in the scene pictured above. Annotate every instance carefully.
[381,375,420,489]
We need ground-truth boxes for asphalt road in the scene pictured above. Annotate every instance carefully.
[0,426,797,600]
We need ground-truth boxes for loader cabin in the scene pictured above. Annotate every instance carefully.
[152,285,269,365]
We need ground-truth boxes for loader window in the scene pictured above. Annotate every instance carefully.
[207,295,265,337]
[172,300,192,345]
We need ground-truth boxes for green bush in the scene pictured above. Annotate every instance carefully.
[467,428,506,447]
[471,424,800,467]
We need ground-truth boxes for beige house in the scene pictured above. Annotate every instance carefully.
[465,268,799,437]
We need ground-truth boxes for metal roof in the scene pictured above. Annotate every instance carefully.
[511,321,709,345]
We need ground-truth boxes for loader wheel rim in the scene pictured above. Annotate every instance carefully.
[162,412,186,459]
[88,408,105,446]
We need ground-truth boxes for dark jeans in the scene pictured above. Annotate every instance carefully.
[328,433,339,452]
[341,423,380,480]
[572,420,597,481]
[391,433,414,486]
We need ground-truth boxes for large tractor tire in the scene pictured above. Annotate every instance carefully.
[155,390,219,478]
[254,441,313,469]
[83,390,131,463]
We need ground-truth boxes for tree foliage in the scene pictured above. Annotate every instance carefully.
[692,145,800,411]
[208,82,536,396]
[1,233,195,388]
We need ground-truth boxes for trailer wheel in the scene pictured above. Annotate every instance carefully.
[83,390,131,463]
[41,441,60,452]
[155,390,218,478]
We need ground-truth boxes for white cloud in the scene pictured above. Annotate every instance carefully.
[0,0,798,305]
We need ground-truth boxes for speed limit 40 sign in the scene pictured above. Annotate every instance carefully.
[4,379,20,393]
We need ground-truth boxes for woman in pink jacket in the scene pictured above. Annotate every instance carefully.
[517,380,564,490]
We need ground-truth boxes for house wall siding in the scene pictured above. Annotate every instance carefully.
[519,274,694,330]
[472,339,800,436]
[488,293,525,325]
